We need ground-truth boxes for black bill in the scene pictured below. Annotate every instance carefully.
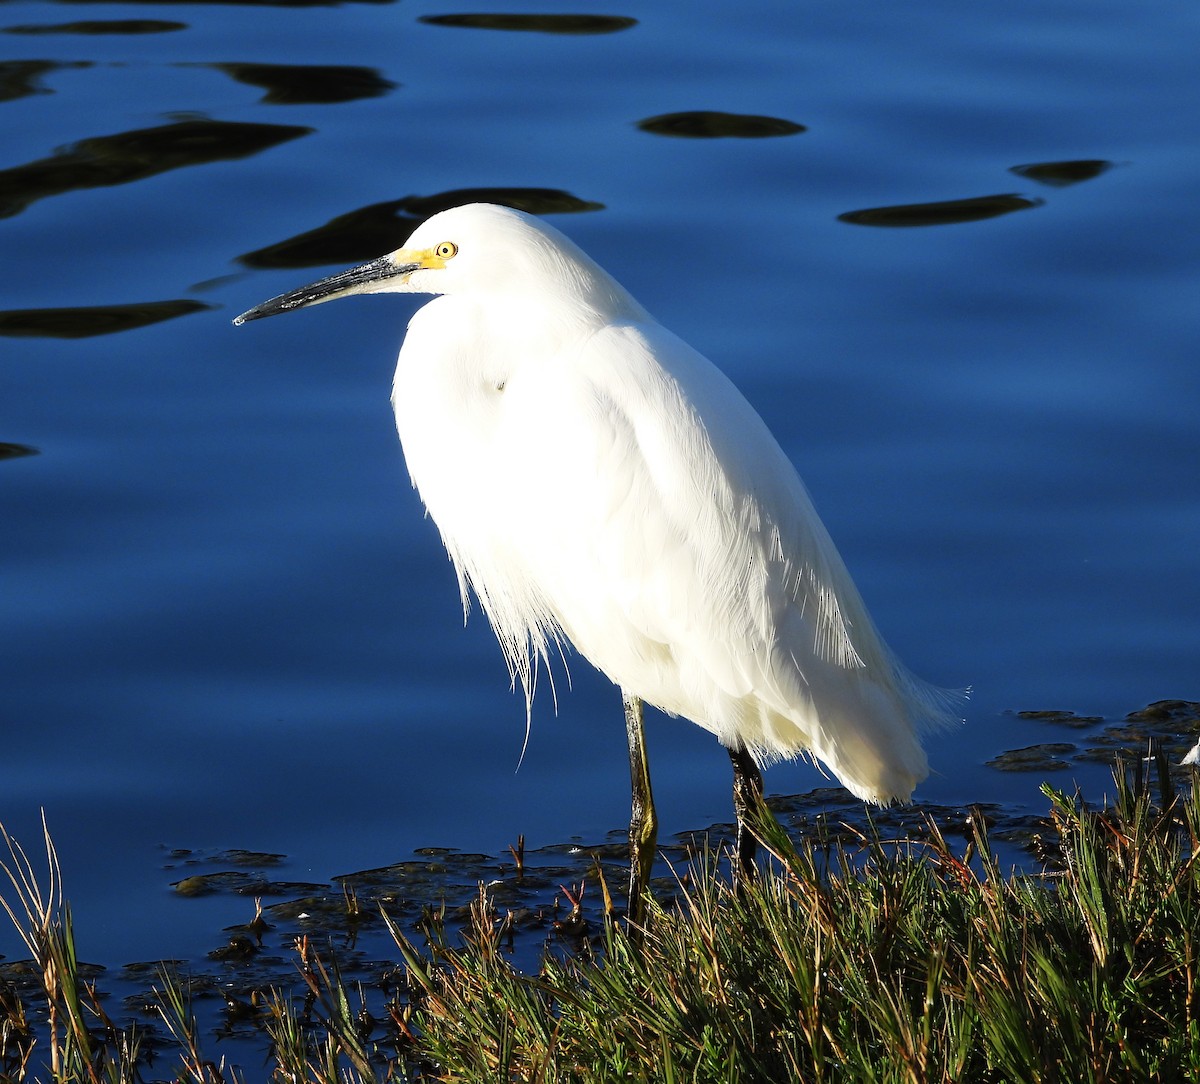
[233,254,418,325]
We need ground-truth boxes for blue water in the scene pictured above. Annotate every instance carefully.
[3,0,1198,968]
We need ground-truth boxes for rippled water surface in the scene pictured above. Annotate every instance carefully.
[3,0,1199,967]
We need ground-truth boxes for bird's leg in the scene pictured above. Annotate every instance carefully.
[728,741,764,888]
[623,691,658,932]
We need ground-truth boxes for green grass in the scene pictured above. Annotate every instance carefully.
[4,760,1199,1082]
[400,764,1199,1082]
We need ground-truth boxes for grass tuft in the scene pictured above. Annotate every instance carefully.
[400,763,1200,1082]
[0,813,141,1083]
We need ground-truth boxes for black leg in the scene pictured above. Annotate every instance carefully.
[728,741,763,886]
[623,691,657,931]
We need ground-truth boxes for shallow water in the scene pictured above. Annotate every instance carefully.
[2,0,1198,972]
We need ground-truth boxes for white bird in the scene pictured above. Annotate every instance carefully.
[235,203,959,923]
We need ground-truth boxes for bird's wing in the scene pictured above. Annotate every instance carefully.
[409,307,957,799]
[507,319,886,712]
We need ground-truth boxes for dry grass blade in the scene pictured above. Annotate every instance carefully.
[0,814,139,1083]
[0,813,62,962]
[153,968,241,1084]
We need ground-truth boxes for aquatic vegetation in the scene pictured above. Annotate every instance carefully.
[404,757,1200,1082]
[3,758,1199,1081]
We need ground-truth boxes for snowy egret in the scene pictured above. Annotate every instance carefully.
[235,203,959,923]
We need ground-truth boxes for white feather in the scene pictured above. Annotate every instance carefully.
[387,204,961,804]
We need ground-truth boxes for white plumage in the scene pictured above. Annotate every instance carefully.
[236,202,960,915]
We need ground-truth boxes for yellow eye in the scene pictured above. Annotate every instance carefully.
[434,241,458,260]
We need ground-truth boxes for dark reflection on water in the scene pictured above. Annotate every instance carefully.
[398,187,603,219]
[239,187,603,269]
[838,193,1043,227]
[5,18,186,34]
[0,442,39,461]
[0,299,213,338]
[204,62,395,105]
[0,59,88,101]
[0,119,312,219]
[637,111,807,139]
[30,0,393,7]
[1010,159,1116,187]
[419,13,636,34]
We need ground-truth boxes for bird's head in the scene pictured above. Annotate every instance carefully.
[233,203,641,326]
